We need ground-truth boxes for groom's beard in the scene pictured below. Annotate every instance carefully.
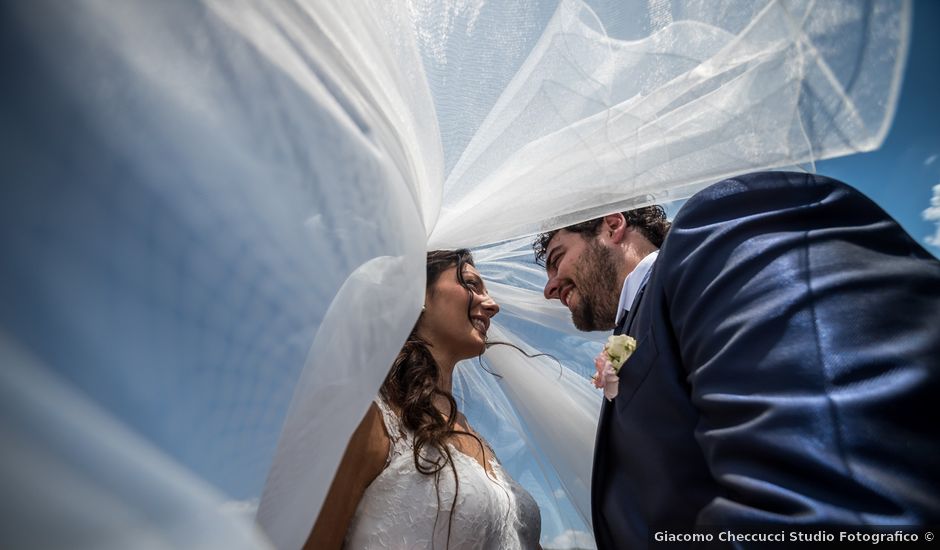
[571,240,620,332]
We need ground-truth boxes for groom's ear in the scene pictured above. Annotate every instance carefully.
[602,213,627,244]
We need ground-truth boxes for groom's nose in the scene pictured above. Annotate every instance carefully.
[543,276,560,301]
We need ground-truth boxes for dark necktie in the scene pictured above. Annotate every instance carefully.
[614,308,629,336]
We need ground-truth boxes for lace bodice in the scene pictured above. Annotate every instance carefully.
[344,397,541,549]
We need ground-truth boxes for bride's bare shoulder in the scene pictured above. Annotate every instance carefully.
[305,402,390,550]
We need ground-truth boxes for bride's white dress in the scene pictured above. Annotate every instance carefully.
[345,397,541,549]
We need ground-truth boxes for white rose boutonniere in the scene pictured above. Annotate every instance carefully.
[592,334,637,401]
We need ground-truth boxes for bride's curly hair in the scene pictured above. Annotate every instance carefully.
[379,249,489,547]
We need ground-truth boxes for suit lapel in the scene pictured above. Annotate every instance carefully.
[591,377,614,540]
[621,281,647,336]
[591,275,651,543]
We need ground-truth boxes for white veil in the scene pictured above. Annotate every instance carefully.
[0,0,909,548]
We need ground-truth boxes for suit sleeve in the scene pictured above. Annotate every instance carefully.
[658,172,940,524]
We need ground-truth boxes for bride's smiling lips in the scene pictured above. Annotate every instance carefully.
[471,316,489,335]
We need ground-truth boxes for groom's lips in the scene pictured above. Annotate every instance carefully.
[561,285,575,308]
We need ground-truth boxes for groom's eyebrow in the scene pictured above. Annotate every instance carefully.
[546,244,562,271]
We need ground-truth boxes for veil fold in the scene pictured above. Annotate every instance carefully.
[0,0,910,548]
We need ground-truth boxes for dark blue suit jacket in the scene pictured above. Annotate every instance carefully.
[591,172,940,548]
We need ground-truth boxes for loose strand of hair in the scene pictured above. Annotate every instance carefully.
[481,340,564,379]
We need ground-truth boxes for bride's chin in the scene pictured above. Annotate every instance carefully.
[469,337,487,356]
[451,339,486,361]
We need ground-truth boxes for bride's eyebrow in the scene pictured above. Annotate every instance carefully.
[464,271,485,287]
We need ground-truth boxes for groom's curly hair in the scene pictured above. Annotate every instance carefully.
[532,204,671,266]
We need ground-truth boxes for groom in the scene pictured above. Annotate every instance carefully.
[534,171,940,548]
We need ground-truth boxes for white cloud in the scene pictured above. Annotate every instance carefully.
[545,529,596,550]
[925,154,938,166]
[553,488,567,499]
[219,498,259,522]
[923,183,940,248]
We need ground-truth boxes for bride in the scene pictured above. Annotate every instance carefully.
[306,249,541,549]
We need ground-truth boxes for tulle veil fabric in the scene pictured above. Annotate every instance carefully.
[0,0,909,548]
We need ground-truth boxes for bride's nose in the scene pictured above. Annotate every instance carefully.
[480,295,499,317]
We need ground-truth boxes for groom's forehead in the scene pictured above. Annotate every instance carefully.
[546,230,577,261]
[550,228,580,247]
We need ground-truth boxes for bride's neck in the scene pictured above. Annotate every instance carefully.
[431,350,456,394]
[426,346,459,415]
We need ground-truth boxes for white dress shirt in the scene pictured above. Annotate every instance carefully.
[615,250,658,325]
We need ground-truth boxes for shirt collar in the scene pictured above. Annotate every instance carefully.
[616,250,658,323]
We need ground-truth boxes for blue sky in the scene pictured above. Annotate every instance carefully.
[4,3,932,548]
[817,0,940,257]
